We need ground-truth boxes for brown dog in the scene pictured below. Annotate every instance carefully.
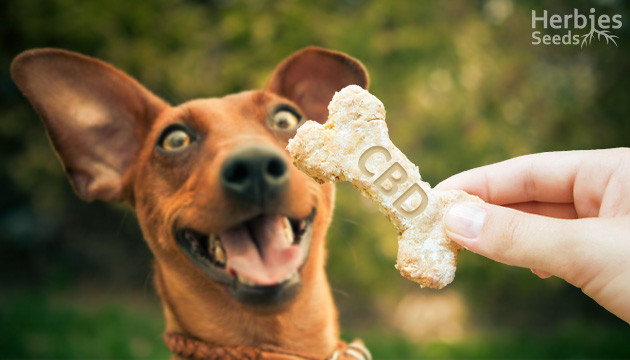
[11,47,371,359]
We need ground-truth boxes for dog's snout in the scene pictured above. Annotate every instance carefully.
[220,145,289,205]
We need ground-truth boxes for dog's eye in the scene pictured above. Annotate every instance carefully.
[160,128,192,151]
[271,109,300,131]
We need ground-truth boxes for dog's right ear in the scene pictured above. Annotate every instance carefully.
[267,47,369,124]
[11,49,168,202]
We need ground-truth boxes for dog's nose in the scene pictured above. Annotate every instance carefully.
[220,144,289,205]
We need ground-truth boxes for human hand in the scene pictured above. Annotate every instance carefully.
[436,148,630,323]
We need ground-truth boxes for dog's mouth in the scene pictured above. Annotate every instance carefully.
[175,209,315,306]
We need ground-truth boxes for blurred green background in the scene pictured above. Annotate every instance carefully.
[1,0,629,358]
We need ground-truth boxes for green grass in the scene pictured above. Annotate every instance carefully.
[1,291,629,359]
[0,291,170,359]
[350,328,630,359]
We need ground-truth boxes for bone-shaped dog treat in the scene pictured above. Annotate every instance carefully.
[287,85,483,289]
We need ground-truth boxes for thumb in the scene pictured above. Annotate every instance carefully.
[444,202,577,278]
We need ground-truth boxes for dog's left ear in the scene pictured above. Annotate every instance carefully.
[267,47,369,123]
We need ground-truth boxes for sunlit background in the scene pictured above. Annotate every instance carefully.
[1,0,629,358]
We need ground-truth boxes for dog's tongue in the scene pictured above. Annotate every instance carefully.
[220,215,302,286]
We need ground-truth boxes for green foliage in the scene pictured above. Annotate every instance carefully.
[1,0,629,358]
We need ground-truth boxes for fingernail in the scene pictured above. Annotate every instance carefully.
[445,203,486,240]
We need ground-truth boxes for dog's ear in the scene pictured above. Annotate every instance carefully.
[267,47,369,123]
[11,48,168,202]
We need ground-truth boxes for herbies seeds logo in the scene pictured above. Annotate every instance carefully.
[532,8,622,47]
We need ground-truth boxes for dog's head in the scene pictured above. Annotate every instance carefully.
[11,47,368,308]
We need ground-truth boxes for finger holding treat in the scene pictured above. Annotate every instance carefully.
[287,85,483,289]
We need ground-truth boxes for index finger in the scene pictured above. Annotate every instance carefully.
[435,150,584,205]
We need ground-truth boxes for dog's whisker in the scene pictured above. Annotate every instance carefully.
[331,287,350,299]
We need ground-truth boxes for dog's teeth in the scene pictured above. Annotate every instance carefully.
[208,234,226,264]
[283,217,293,245]
[214,244,226,264]
[283,271,297,282]
[237,274,257,286]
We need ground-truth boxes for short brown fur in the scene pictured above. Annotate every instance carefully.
[11,47,368,358]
